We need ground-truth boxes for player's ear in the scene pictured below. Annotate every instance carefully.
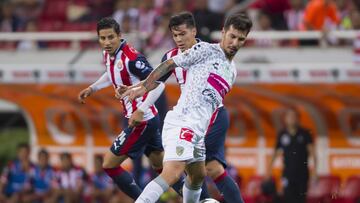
[191,27,197,36]
[221,27,225,35]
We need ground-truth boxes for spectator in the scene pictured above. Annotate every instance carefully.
[254,11,278,47]
[138,0,158,38]
[89,155,116,203]
[66,0,90,22]
[12,0,43,27]
[57,152,87,203]
[266,108,318,203]
[208,0,230,14]
[193,0,223,42]
[17,20,40,51]
[250,0,291,30]
[145,15,174,52]
[285,0,305,31]
[113,0,139,30]
[24,149,59,203]
[0,1,21,32]
[303,0,340,31]
[0,143,34,203]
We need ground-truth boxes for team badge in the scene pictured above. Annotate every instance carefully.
[117,60,123,71]
[176,146,184,156]
[281,134,290,146]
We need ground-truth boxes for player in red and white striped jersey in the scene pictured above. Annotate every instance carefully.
[77,17,165,200]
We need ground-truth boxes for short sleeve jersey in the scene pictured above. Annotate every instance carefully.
[166,42,236,135]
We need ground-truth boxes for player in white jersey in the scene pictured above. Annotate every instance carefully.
[158,12,244,202]
[77,17,166,200]
[120,13,252,203]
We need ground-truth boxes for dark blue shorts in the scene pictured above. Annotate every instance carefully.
[110,115,163,159]
[205,106,229,168]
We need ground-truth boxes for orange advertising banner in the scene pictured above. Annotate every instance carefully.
[0,84,359,179]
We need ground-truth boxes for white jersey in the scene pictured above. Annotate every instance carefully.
[165,42,237,135]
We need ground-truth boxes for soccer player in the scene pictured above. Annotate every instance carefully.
[120,12,252,203]
[77,17,166,200]
[158,12,244,203]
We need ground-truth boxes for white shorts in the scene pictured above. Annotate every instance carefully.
[162,122,206,164]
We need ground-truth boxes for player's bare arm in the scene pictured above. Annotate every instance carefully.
[143,58,177,91]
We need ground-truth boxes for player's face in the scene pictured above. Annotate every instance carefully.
[221,25,248,58]
[171,24,197,52]
[98,28,121,55]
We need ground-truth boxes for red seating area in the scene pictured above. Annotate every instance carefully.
[239,175,360,203]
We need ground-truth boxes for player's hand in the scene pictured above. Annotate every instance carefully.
[129,109,144,127]
[121,85,147,101]
[78,87,94,104]
[115,85,129,99]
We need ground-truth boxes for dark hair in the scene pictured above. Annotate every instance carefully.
[38,148,49,157]
[60,152,72,160]
[94,154,103,162]
[17,142,30,150]
[97,17,121,35]
[224,12,252,34]
[168,11,196,30]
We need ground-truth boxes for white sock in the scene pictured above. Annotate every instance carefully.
[182,180,202,203]
[135,176,169,203]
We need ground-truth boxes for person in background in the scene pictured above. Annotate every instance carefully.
[266,108,318,203]
[57,152,87,203]
[89,155,117,203]
[0,143,34,203]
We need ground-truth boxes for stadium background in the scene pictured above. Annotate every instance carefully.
[0,0,360,202]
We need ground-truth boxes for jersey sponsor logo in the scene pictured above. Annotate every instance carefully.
[202,88,220,111]
[179,128,194,142]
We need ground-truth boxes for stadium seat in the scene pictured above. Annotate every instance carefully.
[307,175,341,203]
[242,176,275,203]
[40,0,68,22]
[331,176,360,203]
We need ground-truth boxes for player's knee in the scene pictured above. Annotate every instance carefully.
[206,160,225,180]
[161,162,185,185]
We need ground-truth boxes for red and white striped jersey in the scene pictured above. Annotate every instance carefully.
[161,48,187,91]
[103,39,157,120]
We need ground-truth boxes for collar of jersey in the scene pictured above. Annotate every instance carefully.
[113,39,127,56]
[178,38,202,53]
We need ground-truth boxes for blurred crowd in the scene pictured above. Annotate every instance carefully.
[0,0,360,51]
[0,143,241,203]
